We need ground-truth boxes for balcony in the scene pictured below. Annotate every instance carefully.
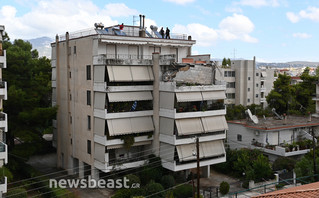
[0,50,6,68]
[260,86,266,92]
[260,97,266,103]
[0,81,7,100]
[0,142,8,164]
[0,112,7,132]
[94,134,153,147]
[251,141,310,157]
[160,107,226,119]
[160,132,225,145]
[0,177,7,194]
[162,155,226,172]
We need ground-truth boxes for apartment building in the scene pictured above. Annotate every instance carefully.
[0,25,8,196]
[215,57,275,108]
[51,17,227,179]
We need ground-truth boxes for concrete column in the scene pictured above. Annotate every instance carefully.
[79,161,84,179]
[152,52,160,156]
[201,166,210,178]
[67,156,74,175]
[91,168,100,181]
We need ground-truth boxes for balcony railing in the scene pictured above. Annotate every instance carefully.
[0,113,5,121]
[0,81,5,89]
[109,153,147,165]
[175,102,225,113]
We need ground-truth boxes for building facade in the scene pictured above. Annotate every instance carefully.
[0,25,8,196]
[215,57,275,108]
[51,20,227,179]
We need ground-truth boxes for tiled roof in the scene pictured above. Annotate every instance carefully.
[253,182,319,198]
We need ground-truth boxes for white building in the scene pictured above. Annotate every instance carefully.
[0,25,8,196]
[215,57,275,108]
[51,17,227,179]
[227,115,319,161]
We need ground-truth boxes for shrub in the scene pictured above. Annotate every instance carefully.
[144,181,164,198]
[219,181,230,195]
[125,174,141,187]
[161,175,175,189]
[7,188,27,198]
[272,157,296,172]
[173,184,193,198]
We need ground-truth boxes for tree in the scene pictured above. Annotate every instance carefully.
[227,58,231,66]
[222,58,227,66]
[3,37,57,151]
[220,181,230,195]
[266,74,295,115]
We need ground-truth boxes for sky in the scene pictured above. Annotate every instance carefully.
[1,0,319,62]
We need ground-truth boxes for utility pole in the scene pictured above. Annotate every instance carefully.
[196,137,200,198]
[312,127,317,181]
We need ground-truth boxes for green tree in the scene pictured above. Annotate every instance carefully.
[220,181,230,195]
[227,58,231,66]
[222,58,227,66]
[266,74,295,115]
[3,38,57,151]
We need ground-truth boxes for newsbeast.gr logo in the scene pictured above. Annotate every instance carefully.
[49,176,140,189]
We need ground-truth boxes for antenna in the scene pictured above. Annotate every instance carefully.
[233,48,237,60]
[272,108,283,120]
[246,109,259,124]
[133,15,139,26]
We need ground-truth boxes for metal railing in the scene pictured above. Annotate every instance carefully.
[0,81,5,88]
[0,113,5,121]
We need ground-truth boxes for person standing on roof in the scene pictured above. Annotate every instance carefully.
[160,27,165,38]
[165,27,170,39]
[119,23,124,31]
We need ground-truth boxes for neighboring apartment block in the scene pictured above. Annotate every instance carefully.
[227,115,319,161]
[215,57,275,108]
[0,25,8,196]
[51,17,227,179]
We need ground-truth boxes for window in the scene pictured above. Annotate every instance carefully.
[88,115,91,130]
[87,90,91,105]
[224,71,235,77]
[87,140,91,154]
[69,71,71,78]
[248,99,250,102]
[70,94,72,101]
[248,88,250,92]
[86,65,91,80]
[70,139,72,145]
[226,93,235,99]
[256,94,259,98]
[237,134,242,141]
[70,116,72,124]
[73,46,76,54]
[226,82,236,88]
[256,73,259,76]
[256,83,259,87]
[248,77,251,80]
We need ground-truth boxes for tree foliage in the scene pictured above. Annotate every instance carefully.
[267,69,316,116]
[3,37,57,150]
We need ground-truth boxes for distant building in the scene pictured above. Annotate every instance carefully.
[51,17,227,179]
[227,115,319,161]
[0,25,8,196]
[215,57,275,108]
[290,76,302,85]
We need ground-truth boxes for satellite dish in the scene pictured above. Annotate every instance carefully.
[246,109,259,124]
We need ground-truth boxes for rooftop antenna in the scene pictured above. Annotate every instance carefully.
[272,108,283,120]
[246,109,259,124]
[233,48,237,60]
[133,15,139,26]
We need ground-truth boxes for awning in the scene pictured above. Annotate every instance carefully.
[107,116,154,136]
[107,66,154,82]
[107,66,132,82]
[175,118,204,136]
[176,92,203,102]
[131,66,154,81]
[107,140,152,149]
[108,91,153,102]
[101,39,147,45]
[202,91,225,100]
[201,140,225,158]
[261,71,267,77]
[176,140,225,162]
[201,116,228,133]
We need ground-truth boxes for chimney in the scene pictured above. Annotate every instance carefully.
[139,14,146,37]
[308,112,312,122]
[283,113,287,125]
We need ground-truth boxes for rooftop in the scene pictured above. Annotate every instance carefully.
[228,115,319,131]
[253,182,319,198]
[58,24,190,42]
